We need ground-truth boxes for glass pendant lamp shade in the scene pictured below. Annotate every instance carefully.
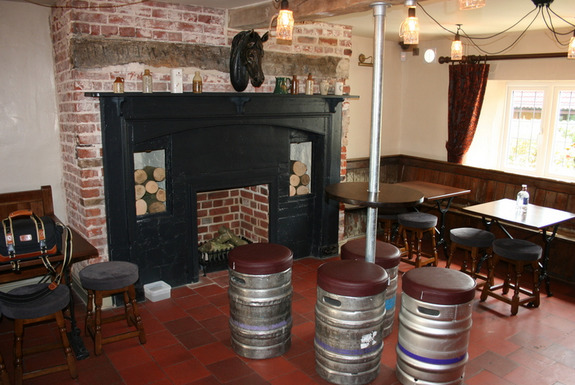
[451,35,463,60]
[569,34,575,59]
[276,0,294,41]
[459,0,486,10]
[400,7,419,45]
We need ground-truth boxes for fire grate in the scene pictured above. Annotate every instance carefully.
[198,236,251,276]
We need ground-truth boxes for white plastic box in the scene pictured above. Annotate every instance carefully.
[144,281,171,302]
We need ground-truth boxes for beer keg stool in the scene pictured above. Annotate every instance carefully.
[480,238,542,316]
[228,243,293,359]
[396,267,476,385]
[397,212,439,268]
[446,227,495,284]
[340,238,401,337]
[315,260,389,385]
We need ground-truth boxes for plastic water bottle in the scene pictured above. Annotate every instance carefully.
[516,184,529,212]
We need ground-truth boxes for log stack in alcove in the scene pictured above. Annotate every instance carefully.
[134,166,167,215]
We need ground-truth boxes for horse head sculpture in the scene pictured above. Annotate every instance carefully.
[230,30,269,92]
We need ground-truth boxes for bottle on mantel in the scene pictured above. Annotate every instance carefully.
[305,73,314,95]
[142,69,153,93]
[193,71,203,93]
[291,75,299,95]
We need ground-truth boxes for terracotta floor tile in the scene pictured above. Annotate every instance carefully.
[205,356,255,383]
[164,316,203,336]
[190,341,236,366]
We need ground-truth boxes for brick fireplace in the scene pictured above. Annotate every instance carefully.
[49,0,352,282]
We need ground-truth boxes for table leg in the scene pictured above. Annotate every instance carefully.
[65,267,90,360]
[539,226,557,297]
[433,197,454,259]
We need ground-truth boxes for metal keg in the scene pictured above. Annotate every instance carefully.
[228,243,293,359]
[396,267,476,385]
[315,260,389,385]
[340,238,401,338]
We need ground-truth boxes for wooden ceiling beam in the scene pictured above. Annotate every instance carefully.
[228,0,412,30]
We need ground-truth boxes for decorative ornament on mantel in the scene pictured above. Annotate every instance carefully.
[229,30,269,92]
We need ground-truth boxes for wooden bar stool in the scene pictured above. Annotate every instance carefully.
[80,261,146,355]
[0,283,77,385]
[446,227,495,285]
[480,239,542,316]
[397,212,438,268]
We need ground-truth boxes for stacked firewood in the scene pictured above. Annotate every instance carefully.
[134,166,166,215]
[289,160,311,196]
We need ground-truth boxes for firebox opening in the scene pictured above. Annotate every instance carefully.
[196,184,269,274]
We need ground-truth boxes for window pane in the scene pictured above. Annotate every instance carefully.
[549,91,575,176]
[504,90,543,170]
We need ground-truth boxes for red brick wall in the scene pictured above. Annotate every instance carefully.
[50,0,351,264]
[197,185,269,244]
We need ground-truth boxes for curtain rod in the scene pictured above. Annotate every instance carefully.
[438,52,567,64]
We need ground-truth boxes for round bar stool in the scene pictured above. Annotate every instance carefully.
[340,237,401,337]
[446,227,496,284]
[315,260,388,385]
[79,261,146,355]
[0,283,77,385]
[228,243,293,359]
[397,212,438,268]
[396,267,476,385]
[480,238,542,316]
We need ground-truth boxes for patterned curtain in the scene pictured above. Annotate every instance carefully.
[446,63,490,163]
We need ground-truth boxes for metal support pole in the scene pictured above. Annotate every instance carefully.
[365,2,389,263]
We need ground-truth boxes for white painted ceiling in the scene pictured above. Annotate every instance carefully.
[5,0,575,40]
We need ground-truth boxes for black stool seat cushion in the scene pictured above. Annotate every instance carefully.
[402,267,476,305]
[228,243,293,275]
[1,283,70,319]
[341,238,401,269]
[317,260,389,297]
[80,261,139,291]
[450,227,496,248]
[398,212,437,228]
[492,239,542,261]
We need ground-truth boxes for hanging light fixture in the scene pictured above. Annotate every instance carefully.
[569,32,575,59]
[459,0,486,10]
[451,25,463,60]
[275,0,294,42]
[400,0,419,45]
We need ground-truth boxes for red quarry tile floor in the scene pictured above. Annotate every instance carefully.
[0,250,574,385]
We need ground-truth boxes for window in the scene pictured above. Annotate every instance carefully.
[499,84,575,181]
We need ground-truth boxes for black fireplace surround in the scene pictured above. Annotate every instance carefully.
[93,93,346,286]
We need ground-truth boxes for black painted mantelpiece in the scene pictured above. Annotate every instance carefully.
[90,92,350,287]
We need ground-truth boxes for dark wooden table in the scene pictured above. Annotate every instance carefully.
[462,198,575,296]
[325,182,424,208]
[324,182,424,263]
[396,181,471,257]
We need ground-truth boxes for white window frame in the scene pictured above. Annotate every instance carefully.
[496,82,575,182]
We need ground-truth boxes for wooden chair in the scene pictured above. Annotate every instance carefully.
[0,185,54,219]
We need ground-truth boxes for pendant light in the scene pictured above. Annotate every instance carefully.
[276,0,294,42]
[569,32,575,60]
[451,25,463,60]
[459,0,486,10]
[400,0,419,45]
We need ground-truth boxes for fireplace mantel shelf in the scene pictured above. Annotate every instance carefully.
[87,92,358,114]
